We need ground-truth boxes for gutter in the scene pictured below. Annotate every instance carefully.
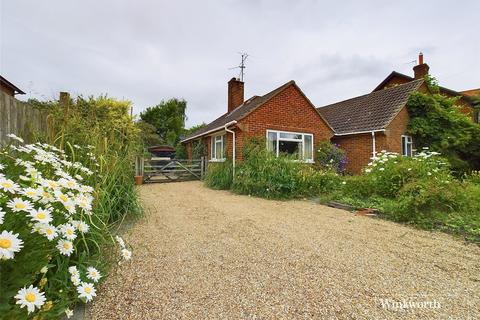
[180,120,238,143]
[334,129,385,136]
[223,121,238,179]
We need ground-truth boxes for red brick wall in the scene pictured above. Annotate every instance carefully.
[233,84,333,161]
[332,133,373,174]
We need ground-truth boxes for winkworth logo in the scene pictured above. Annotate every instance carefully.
[379,298,441,312]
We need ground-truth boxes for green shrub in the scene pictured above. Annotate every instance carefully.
[362,150,452,198]
[204,161,233,190]
[232,146,341,199]
[315,140,347,173]
[1,95,142,319]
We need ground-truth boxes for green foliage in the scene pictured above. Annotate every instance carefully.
[140,98,187,146]
[1,95,141,318]
[204,161,233,190]
[315,140,347,173]
[232,139,341,199]
[335,151,480,241]
[136,121,163,147]
[183,123,207,137]
[406,90,480,173]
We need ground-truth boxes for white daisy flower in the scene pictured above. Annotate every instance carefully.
[115,236,125,248]
[7,198,34,213]
[0,230,24,260]
[68,265,80,277]
[22,187,42,200]
[86,267,101,282]
[29,208,53,224]
[76,221,89,233]
[40,266,48,274]
[0,178,21,194]
[56,239,74,256]
[14,285,45,314]
[54,190,71,204]
[7,133,24,143]
[41,224,58,241]
[71,274,81,286]
[59,224,77,240]
[65,308,74,318]
[42,179,60,190]
[121,248,132,260]
[77,282,96,302]
[0,208,5,224]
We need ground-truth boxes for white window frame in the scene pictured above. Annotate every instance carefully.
[210,134,226,162]
[266,129,314,163]
[401,135,413,157]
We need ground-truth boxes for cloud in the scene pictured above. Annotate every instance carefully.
[1,0,479,127]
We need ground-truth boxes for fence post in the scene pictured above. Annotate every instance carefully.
[200,156,205,179]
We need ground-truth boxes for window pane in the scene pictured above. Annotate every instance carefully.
[402,136,406,156]
[279,132,302,140]
[279,140,301,158]
[211,137,215,159]
[267,131,277,154]
[221,135,226,158]
[304,135,313,160]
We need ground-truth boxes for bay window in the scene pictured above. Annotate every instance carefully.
[211,134,226,161]
[266,130,314,162]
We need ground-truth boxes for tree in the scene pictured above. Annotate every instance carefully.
[136,121,163,147]
[140,98,187,146]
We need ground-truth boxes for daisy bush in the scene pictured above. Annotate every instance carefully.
[338,149,480,240]
[0,135,133,319]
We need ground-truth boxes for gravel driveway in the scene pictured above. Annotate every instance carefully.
[90,181,480,319]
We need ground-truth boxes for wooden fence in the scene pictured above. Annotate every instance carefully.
[0,91,49,145]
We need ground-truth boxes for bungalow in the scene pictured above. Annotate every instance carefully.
[183,54,477,174]
[317,53,477,173]
[181,78,334,166]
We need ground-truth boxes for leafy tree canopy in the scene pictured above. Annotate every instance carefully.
[140,98,187,146]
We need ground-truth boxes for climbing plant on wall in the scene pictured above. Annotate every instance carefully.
[406,77,480,173]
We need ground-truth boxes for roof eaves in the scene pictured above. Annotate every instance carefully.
[0,75,25,95]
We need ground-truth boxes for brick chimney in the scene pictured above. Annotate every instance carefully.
[413,52,430,79]
[228,77,244,113]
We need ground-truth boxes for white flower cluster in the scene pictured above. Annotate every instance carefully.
[116,235,132,261]
[363,149,444,174]
[68,265,99,302]
[0,136,96,314]
[0,141,94,260]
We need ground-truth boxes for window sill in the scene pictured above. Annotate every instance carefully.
[209,159,226,163]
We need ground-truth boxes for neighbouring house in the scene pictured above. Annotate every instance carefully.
[0,75,25,97]
[181,78,334,166]
[317,53,478,173]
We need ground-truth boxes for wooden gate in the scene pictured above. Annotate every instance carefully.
[135,157,207,183]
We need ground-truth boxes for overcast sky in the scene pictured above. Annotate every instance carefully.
[1,0,479,127]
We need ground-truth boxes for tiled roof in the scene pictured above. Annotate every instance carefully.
[373,71,474,103]
[317,79,424,135]
[182,81,295,141]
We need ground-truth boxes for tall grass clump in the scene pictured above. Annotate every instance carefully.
[231,138,341,199]
[0,95,140,319]
[204,160,233,190]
